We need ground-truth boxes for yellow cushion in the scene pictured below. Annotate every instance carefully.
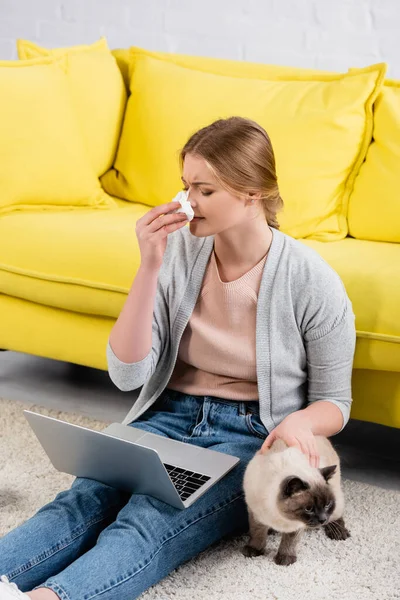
[102,50,386,241]
[300,237,400,373]
[0,196,144,318]
[111,49,131,91]
[17,37,127,177]
[0,56,115,215]
[348,78,400,242]
[111,46,331,90]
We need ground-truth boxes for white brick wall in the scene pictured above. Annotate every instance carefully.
[0,0,398,77]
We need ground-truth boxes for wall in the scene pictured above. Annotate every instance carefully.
[0,0,398,77]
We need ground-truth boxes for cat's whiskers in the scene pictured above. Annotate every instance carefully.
[296,528,303,540]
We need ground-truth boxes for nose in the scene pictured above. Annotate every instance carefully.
[186,190,196,208]
[318,516,327,525]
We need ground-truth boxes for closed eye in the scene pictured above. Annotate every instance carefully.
[182,186,213,197]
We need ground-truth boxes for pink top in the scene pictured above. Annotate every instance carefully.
[167,247,268,400]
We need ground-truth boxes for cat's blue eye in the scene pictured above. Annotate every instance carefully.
[305,506,313,513]
[325,502,332,510]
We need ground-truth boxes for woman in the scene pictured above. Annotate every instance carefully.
[0,116,356,600]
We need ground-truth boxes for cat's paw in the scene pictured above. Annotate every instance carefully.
[324,520,351,541]
[274,552,297,566]
[242,544,265,558]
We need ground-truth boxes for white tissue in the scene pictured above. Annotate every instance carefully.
[171,190,195,221]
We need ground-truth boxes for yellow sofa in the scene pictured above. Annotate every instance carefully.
[0,42,399,431]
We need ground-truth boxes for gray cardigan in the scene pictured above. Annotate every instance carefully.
[107,225,356,435]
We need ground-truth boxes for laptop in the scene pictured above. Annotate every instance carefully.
[23,410,240,510]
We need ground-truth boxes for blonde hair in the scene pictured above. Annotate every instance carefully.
[179,116,284,229]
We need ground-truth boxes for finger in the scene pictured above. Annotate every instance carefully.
[304,435,318,468]
[261,433,274,452]
[264,433,274,447]
[296,437,309,459]
[308,443,315,468]
[310,439,320,468]
[142,201,181,225]
[286,436,300,448]
[295,438,308,455]
[148,211,188,234]
[287,437,303,454]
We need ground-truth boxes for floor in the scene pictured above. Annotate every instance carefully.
[1,350,399,492]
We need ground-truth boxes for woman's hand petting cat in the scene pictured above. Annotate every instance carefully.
[258,410,320,468]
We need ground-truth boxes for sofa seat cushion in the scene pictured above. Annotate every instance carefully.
[1,206,398,373]
[0,197,146,319]
[301,237,400,372]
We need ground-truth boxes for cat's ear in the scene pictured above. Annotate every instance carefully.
[281,476,310,498]
[319,465,337,482]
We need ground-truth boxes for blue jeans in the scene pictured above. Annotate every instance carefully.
[0,388,268,600]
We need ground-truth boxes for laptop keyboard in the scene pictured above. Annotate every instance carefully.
[163,463,211,501]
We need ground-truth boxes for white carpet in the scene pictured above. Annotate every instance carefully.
[1,398,399,600]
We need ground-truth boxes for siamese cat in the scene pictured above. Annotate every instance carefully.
[242,436,350,566]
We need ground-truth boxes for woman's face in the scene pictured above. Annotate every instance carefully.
[181,154,257,237]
